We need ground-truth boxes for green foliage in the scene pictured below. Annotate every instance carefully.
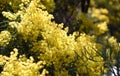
[0,0,21,12]
[41,0,55,12]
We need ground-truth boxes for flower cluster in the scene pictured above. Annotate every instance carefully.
[0,48,48,76]
[1,0,119,76]
[89,8,109,23]
[0,31,11,47]
[75,34,105,75]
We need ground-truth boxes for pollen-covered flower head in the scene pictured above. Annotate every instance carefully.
[0,31,11,47]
